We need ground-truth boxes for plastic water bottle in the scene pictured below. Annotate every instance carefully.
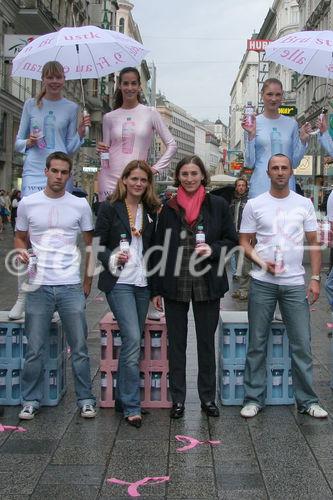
[195,225,205,246]
[49,329,58,359]
[11,328,20,358]
[119,234,130,254]
[32,123,47,149]
[27,249,38,280]
[244,101,255,127]
[274,245,284,274]
[222,369,230,400]
[11,369,20,399]
[140,372,145,400]
[235,369,244,400]
[22,333,28,357]
[44,111,56,149]
[101,330,107,360]
[223,329,231,359]
[270,127,282,155]
[235,328,247,359]
[151,372,161,401]
[288,369,293,398]
[151,331,162,360]
[271,328,283,358]
[271,368,283,398]
[0,369,6,398]
[101,371,107,401]
[100,151,109,169]
[49,370,57,399]
[122,117,135,154]
[0,328,6,358]
[112,372,117,399]
[112,330,122,359]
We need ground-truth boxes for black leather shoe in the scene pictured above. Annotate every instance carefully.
[170,402,185,419]
[201,401,220,417]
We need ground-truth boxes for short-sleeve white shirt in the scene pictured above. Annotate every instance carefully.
[16,190,93,285]
[240,191,317,285]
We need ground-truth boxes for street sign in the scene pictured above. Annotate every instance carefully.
[247,39,271,52]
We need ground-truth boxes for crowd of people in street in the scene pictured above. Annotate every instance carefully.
[3,62,333,426]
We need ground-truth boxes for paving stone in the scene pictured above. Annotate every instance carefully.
[0,454,48,495]
[39,464,105,485]
[262,468,333,499]
[216,471,266,492]
[166,466,217,498]
[30,484,99,500]
[1,437,58,455]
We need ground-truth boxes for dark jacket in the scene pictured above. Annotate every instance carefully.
[151,193,238,300]
[229,191,248,233]
[95,200,157,293]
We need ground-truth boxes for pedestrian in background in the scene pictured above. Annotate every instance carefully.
[239,153,327,419]
[10,61,90,321]
[95,160,160,428]
[10,189,21,233]
[152,155,238,419]
[16,151,96,420]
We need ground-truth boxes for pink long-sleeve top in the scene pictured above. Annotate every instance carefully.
[98,103,177,200]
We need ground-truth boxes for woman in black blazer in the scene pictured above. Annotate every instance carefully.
[95,160,160,427]
[152,156,238,419]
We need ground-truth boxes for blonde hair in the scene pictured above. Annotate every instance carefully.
[111,160,161,212]
[36,61,65,108]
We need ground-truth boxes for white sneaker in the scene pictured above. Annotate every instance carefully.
[303,403,328,419]
[8,292,26,320]
[19,404,38,420]
[80,404,96,418]
[240,403,261,418]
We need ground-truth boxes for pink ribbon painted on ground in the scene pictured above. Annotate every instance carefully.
[0,424,26,432]
[107,476,170,497]
[175,434,221,452]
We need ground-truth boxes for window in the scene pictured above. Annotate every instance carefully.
[119,18,125,33]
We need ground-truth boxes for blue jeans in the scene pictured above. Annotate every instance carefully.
[325,267,333,310]
[244,279,318,411]
[22,284,95,409]
[106,284,150,417]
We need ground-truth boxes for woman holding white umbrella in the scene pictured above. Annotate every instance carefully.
[9,60,90,320]
[97,66,177,201]
[242,78,311,199]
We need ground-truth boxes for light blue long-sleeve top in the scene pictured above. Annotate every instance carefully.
[15,97,82,197]
[244,114,308,199]
[319,130,333,156]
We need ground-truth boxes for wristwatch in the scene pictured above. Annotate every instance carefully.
[310,275,321,282]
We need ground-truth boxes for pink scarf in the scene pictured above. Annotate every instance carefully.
[176,185,206,225]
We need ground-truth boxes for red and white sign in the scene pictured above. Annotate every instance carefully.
[247,39,271,52]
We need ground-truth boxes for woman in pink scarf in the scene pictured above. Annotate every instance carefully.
[152,156,238,419]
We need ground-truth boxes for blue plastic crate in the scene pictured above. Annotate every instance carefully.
[22,319,64,360]
[219,311,291,365]
[0,359,22,405]
[0,323,24,363]
[218,360,294,406]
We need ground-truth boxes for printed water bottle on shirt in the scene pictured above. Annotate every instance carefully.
[195,225,205,246]
[32,123,46,149]
[270,127,282,155]
[44,111,56,149]
[27,249,38,280]
[244,101,255,127]
[122,117,135,154]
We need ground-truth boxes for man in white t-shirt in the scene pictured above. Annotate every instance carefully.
[325,190,333,316]
[15,151,96,420]
[239,153,327,419]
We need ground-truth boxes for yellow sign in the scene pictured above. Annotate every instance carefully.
[278,106,297,116]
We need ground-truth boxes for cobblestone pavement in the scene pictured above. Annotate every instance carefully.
[1,227,333,499]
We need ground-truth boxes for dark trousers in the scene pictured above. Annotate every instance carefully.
[164,298,220,404]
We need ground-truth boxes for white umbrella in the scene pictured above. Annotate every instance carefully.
[11,25,149,80]
[265,30,333,78]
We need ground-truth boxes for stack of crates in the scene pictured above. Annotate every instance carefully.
[99,312,172,408]
[0,312,67,406]
[218,311,294,406]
